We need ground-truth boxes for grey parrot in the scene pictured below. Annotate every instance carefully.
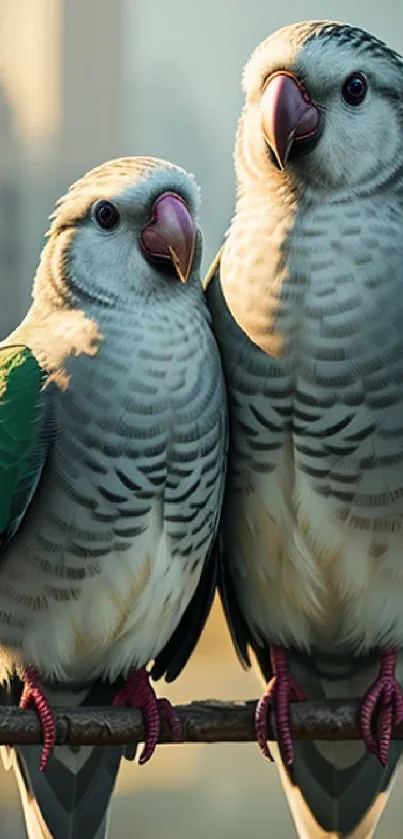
[205,20,403,839]
[0,155,227,839]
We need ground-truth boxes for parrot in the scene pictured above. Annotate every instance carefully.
[204,19,403,839]
[0,154,227,839]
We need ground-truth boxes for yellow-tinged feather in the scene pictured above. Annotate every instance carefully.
[50,156,180,235]
[105,554,152,646]
[71,555,153,661]
[219,189,296,359]
[9,310,101,391]
[202,247,223,292]
[1,156,186,390]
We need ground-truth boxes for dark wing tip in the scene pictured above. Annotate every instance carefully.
[152,539,218,683]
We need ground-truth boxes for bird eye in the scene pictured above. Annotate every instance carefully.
[342,73,367,106]
[93,200,120,231]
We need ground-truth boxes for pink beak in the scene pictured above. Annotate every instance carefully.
[261,72,320,169]
[141,192,196,283]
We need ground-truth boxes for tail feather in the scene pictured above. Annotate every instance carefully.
[1,679,124,839]
[272,740,398,839]
[266,651,403,838]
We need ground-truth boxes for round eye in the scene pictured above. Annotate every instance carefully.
[342,73,367,106]
[93,200,120,231]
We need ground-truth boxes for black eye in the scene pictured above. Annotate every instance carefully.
[93,200,120,231]
[342,73,367,106]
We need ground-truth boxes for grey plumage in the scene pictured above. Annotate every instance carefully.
[206,20,403,838]
[0,156,227,838]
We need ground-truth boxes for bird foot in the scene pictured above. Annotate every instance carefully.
[112,668,180,764]
[359,647,403,765]
[255,646,306,766]
[19,666,56,772]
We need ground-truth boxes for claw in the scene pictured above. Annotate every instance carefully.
[19,667,56,772]
[359,647,403,765]
[113,668,180,764]
[255,689,276,762]
[255,646,305,766]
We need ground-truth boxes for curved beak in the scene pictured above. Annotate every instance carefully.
[261,72,320,169]
[141,192,196,283]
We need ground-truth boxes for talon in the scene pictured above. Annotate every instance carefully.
[113,668,180,764]
[359,648,403,765]
[158,697,181,740]
[255,691,275,761]
[254,646,305,767]
[19,667,56,772]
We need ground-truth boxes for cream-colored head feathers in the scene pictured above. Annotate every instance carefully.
[8,156,186,389]
[218,21,403,357]
[50,156,181,235]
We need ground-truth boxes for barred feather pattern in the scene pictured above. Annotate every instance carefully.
[207,108,403,839]
[208,19,403,838]
[214,174,403,654]
[0,288,226,684]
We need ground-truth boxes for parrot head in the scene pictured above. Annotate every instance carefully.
[239,20,403,190]
[217,22,403,360]
[34,156,202,312]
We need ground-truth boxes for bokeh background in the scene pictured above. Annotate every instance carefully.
[1,1,403,836]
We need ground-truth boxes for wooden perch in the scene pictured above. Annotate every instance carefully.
[0,699,403,749]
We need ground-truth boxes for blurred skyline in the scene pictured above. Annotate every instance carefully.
[2,1,403,836]
[1,0,403,331]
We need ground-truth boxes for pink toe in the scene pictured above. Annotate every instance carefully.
[255,695,274,762]
[290,679,306,703]
[359,667,403,764]
[395,689,403,722]
[359,700,376,744]
[112,688,129,708]
[113,669,181,764]
[158,698,181,740]
[19,670,56,772]
[138,737,158,764]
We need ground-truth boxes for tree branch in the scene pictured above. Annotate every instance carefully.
[0,699,402,748]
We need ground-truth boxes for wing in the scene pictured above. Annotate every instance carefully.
[204,250,274,683]
[152,291,228,684]
[0,344,50,547]
[151,535,218,682]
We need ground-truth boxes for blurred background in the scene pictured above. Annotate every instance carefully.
[1,0,403,836]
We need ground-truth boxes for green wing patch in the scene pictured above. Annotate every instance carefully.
[0,345,45,534]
